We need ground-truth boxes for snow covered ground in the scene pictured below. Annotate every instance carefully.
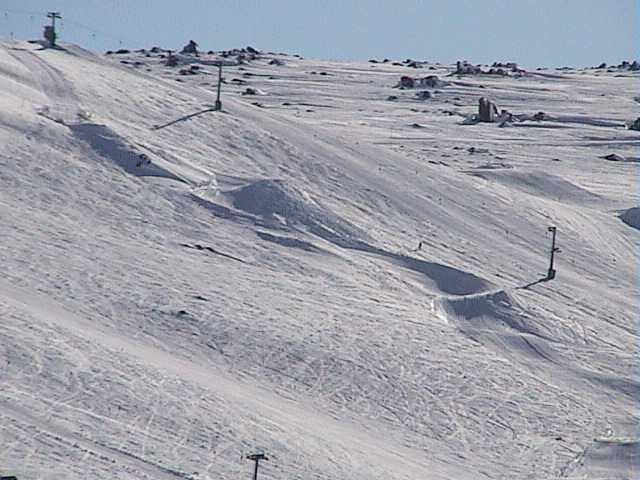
[0,41,638,479]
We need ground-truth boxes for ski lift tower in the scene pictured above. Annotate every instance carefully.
[45,12,61,47]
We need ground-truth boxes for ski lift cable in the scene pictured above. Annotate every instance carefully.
[0,8,45,17]
[0,9,126,45]
[59,16,129,45]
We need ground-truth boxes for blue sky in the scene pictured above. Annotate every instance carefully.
[1,0,637,68]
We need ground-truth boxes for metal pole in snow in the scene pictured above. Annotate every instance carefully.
[246,452,268,480]
[215,62,222,110]
[547,226,559,280]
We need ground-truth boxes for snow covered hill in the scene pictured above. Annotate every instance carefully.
[0,41,638,480]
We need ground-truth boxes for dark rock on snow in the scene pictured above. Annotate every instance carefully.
[181,40,198,55]
[478,97,499,122]
[628,117,640,131]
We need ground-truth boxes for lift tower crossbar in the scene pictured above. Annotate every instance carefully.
[46,12,62,47]
[246,452,268,480]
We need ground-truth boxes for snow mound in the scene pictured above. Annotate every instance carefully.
[436,290,533,332]
[69,123,183,181]
[469,170,600,203]
[228,180,496,293]
[226,180,493,294]
[225,179,366,240]
[256,231,324,253]
[224,180,491,294]
[383,254,493,295]
[435,290,555,359]
[566,439,640,479]
[620,207,640,230]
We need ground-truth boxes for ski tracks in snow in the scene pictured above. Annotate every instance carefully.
[7,47,81,122]
[0,278,466,480]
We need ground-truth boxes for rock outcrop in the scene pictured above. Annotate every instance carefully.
[181,40,198,55]
[478,97,499,122]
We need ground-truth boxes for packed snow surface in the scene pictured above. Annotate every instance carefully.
[0,42,638,480]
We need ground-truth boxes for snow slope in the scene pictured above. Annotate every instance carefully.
[0,41,638,480]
